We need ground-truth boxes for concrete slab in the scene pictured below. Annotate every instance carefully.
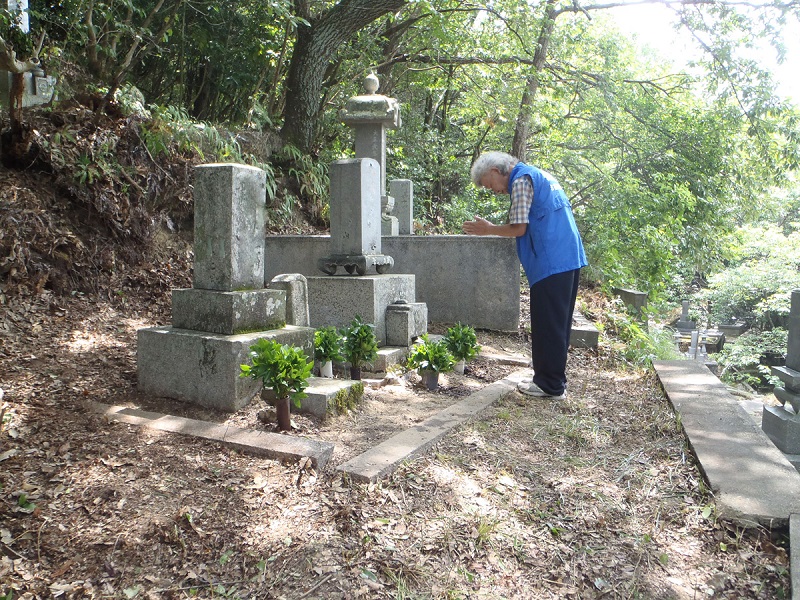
[337,369,528,482]
[570,311,599,349]
[89,402,334,469]
[654,360,800,528]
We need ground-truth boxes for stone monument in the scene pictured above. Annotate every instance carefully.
[317,73,400,276]
[762,289,800,455]
[137,163,314,411]
[309,73,427,351]
[675,300,696,332]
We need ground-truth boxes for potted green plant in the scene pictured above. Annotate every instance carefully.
[240,339,313,431]
[314,326,343,378]
[340,315,379,380]
[407,334,455,390]
[443,323,481,374]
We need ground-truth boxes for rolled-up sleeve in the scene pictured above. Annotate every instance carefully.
[509,176,533,224]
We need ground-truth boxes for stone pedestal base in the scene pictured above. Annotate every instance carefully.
[307,274,421,346]
[385,302,427,346]
[172,288,286,335]
[317,253,394,276]
[137,325,314,412]
[762,404,800,454]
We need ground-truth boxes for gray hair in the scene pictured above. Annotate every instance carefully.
[470,151,518,185]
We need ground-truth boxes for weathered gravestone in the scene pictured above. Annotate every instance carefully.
[310,74,427,350]
[137,163,314,411]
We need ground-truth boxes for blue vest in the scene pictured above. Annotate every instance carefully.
[509,163,588,285]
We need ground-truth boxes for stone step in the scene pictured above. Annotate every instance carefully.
[296,376,364,419]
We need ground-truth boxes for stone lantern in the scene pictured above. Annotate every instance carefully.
[318,72,401,276]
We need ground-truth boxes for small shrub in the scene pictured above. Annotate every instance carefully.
[239,339,312,407]
[340,316,379,370]
[716,328,787,388]
[314,326,343,363]
[443,323,481,362]
[407,334,455,374]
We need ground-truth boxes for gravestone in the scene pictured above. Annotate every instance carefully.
[137,163,314,411]
[675,300,696,332]
[310,73,426,349]
[389,178,414,235]
[763,289,800,454]
[613,287,648,316]
[0,1,57,108]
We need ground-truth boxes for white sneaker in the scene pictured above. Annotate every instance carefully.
[516,381,566,399]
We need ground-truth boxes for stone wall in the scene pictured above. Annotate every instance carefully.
[265,235,521,331]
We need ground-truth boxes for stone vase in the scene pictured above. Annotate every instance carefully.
[275,396,291,431]
[320,360,334,378]
[421,370,439,391]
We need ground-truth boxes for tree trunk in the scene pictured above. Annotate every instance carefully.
[511,1,558,162]
[1,72,34,168]
[280,0,407,152]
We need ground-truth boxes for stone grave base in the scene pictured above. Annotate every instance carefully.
[762,404,800,455]
[137,325,314,412]
[307,274,420,346]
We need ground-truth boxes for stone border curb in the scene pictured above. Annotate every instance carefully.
[89,403,334,469]
[336,369,529,482]
[792,514,800,600]
[654,360,800,528]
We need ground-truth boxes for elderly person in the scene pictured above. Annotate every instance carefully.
[463,151,587,398]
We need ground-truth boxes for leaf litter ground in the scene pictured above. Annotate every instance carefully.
[1,284,791,599]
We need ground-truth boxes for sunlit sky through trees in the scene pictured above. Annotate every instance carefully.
[610,2,800,102]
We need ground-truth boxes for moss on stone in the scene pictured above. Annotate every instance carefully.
[329,382,364,415]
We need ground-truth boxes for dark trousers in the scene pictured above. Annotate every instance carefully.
[530,269,581,395]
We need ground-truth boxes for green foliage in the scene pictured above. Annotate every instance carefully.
[715,328,787,388]
[0,6,32,56]
[407,334,455,374]
[239,339,312,407]
[696,226,800,328]
[314,326,343,362]
[599,299,680,367]
[443,323,481,362]
[340,316,378,369]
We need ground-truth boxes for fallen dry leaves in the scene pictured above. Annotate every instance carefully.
[0,285,791,599]
[0,110,791,597]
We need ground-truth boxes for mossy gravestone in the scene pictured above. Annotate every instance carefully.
[137,164,314,411]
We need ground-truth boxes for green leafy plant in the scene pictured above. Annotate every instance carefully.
[443,323,481,362]
[340,316,379,373]
[314,326,343,362]
[240,339,312,406]
[407,334,455,374]
[716,328,787,388]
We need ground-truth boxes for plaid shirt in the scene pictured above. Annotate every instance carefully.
[508,175,533,224]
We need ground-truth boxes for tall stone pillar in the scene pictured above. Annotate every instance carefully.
[318,73,401,275]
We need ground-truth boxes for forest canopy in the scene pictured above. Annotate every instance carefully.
[2,0,800,299]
